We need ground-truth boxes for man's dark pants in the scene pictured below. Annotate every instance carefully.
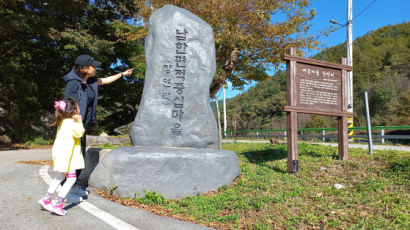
[61,128,88,188]
[75,134,87,188]
[76,127,101,188]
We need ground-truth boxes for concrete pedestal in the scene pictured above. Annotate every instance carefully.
[89,146,240,199]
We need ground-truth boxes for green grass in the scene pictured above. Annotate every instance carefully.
[108,142,410,229]
[137,190,168,205]
[94,140,132,149]
[95,142,117,149]
[23,137,53,147]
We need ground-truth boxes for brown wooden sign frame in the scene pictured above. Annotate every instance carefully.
[284,47,353,173]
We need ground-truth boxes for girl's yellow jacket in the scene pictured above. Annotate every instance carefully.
[52,118,85,172]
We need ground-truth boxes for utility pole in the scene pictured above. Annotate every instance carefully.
[333,1,354,140]
[364,92,373,154]
[347,0,354,139]
[223,85,227,138]
[214,95,222,150]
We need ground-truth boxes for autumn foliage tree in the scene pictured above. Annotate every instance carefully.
[134,0,319,96]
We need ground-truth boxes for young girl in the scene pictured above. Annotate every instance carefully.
[38,98,85,216]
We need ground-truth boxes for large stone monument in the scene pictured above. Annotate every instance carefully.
[129,4,219,149]
[89,5,240,199]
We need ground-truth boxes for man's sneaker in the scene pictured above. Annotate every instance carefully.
[49,201,67,216]
[64,193,83,203]
[37,198,53,212]
[70,186,89,197]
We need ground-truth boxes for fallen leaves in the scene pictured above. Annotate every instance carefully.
[18,160,53,165]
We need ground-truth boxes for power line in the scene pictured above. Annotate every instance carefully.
[353,0,377,21]
[308,0,378,52]
[324,0,377,39]
[334,0,378,24]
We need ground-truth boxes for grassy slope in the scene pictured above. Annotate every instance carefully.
[99,143,409,229]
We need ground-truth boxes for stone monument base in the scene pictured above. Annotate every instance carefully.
[88,146,241,199]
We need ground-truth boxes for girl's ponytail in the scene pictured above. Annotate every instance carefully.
[47,98,78,126]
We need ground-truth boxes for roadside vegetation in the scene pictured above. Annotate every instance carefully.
[97,142,410,229]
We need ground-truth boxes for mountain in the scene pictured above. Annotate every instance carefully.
[225,22,410,131]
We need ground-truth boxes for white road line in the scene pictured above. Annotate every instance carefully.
[39,166,139,230]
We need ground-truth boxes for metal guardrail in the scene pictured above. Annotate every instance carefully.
[223,126,410,144]
[224,126,410,133]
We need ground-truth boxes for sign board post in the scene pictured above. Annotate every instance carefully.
[284,47,353,173]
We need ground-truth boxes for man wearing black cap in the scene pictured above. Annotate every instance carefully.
[63,54,133,203]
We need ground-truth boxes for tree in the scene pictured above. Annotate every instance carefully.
[0,0,144,141]
[133,0,319,97]
[391,89,410,125]
[226,70,287,130]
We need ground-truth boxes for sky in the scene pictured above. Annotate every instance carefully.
[220,0,410,100]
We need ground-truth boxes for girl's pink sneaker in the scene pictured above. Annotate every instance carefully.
[37,198,53,212]
[49,201,67,216]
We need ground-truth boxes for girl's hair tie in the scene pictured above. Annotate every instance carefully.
[54,100,66,111]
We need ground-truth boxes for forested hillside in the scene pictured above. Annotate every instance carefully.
[225,23,410,131]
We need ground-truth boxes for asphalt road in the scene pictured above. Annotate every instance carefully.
[0,148,214,230]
